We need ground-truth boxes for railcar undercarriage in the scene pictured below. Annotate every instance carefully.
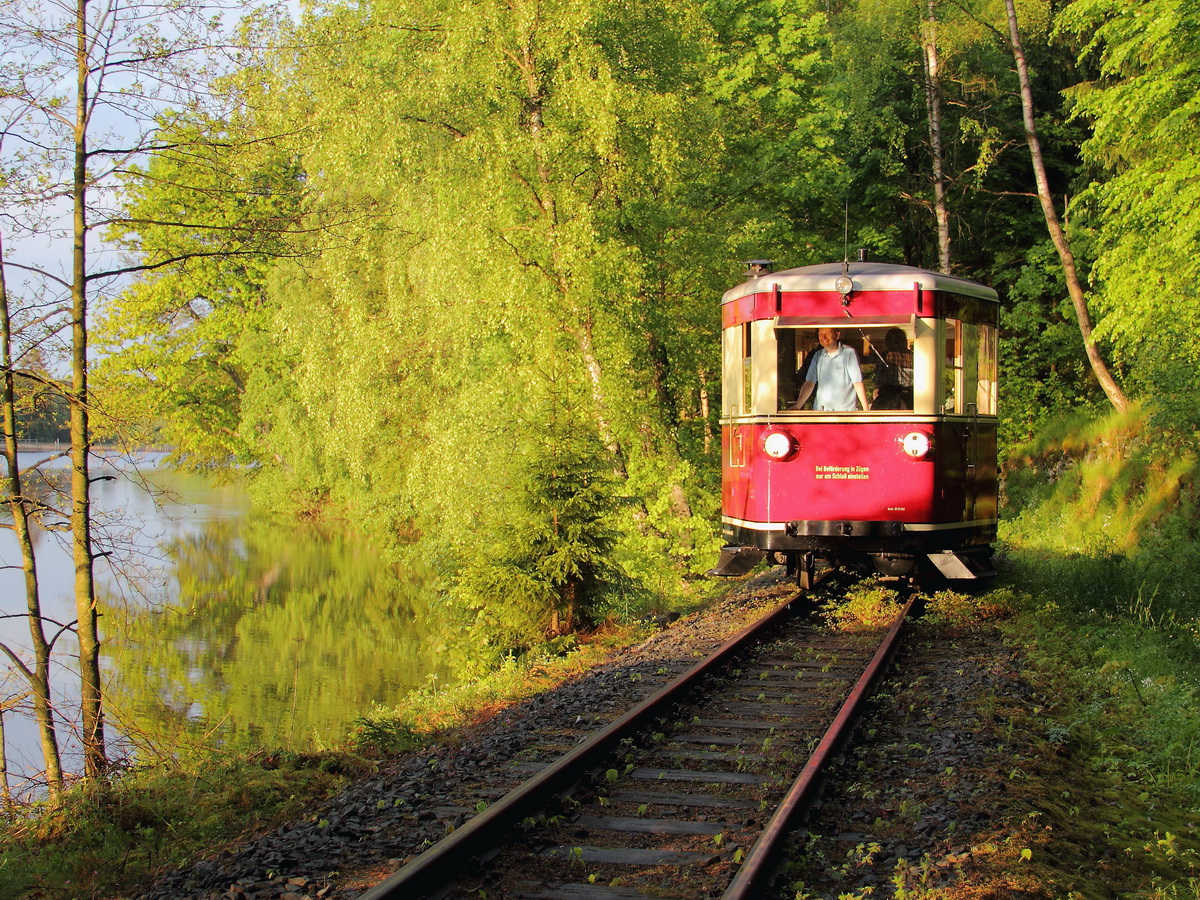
[709,540,995,586]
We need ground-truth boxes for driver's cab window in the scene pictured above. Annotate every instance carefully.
[774,328,817,410]
[776,324,914,412]
[869,326,914,410]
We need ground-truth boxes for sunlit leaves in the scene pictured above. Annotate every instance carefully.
[95,118,309,472]
[1060,0,1200,426]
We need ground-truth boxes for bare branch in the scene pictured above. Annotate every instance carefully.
[0,643,34,682]
[0,262,71,291]
[87,246,308,282]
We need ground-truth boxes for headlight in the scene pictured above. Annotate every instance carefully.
[763,430,798,460]
[900,431,933,460]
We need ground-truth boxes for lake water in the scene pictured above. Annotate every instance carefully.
[0,452,456,796]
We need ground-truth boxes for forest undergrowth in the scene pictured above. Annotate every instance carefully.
[991,406,1200,897]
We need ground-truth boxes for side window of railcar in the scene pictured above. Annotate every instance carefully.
[943,319,963,414]
[962,324,980,414]
[977,323,998,415]
[742,324,753,414]
[721,325,742,416]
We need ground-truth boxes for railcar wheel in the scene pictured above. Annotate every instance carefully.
[870,552,918,578]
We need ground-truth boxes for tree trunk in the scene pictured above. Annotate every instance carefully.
[1004,0,1129,412]
[72,0,107,778]
[0,248,64,802]
[561,579,577,634]
[516,32,628,473]
[922,0,952,273]
[0,709,8,805]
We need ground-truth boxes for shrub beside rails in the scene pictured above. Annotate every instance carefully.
[711,260,999,585]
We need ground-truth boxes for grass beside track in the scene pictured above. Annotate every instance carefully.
[0,624,650,899]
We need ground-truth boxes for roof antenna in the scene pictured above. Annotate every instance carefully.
[836,196,853,306]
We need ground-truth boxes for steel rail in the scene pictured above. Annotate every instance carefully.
[720,592,916,899]
[358,590,810,900]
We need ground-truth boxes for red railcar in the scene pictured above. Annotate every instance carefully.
[712,260,999,585]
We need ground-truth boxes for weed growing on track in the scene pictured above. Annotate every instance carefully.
[819,578,906,630]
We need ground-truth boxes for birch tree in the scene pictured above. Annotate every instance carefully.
[1003,0,1128,411]
[0,237,65,802]
[921,0,952,272]
[0,0,237,779]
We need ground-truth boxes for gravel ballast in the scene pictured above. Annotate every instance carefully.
[132,573,1037,900]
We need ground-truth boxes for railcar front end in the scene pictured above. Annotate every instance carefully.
[712,261,999,585]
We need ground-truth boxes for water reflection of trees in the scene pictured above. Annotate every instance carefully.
[103,517,457,756]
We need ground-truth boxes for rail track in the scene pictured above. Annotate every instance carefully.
[360,583,915,900]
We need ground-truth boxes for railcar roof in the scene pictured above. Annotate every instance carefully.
[722,261,999,304]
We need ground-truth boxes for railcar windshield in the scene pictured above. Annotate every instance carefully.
[723,314,996,418]
[777,323,915,412]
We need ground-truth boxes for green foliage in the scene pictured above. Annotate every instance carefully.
[822,0,1053,276]
[920,587,1016,629]
[996,407,1200,854]
[1000,410,1200,788]
[703,0,845,253]
[998,241,1109,451]
[1000,406,1200,577]
[96,116,309,473]
[448,374,628,652]
[94,0,1200,655]
[345,713,425,757]
[100,0,742,634]
[9,370,69,444]
[1010,593,1200,810]
[1059,0,1200,426]
[26,0,1200,890]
